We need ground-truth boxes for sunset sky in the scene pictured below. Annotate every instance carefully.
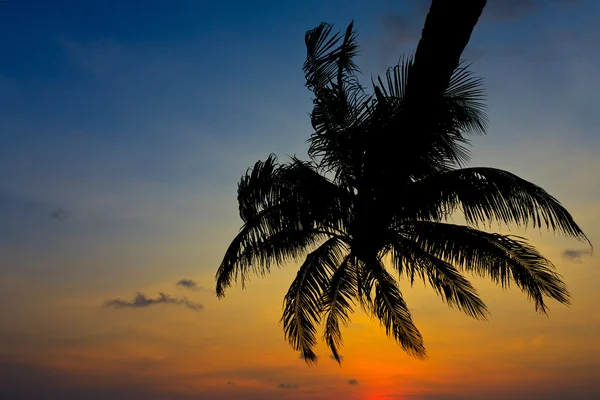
[1,0,599,399]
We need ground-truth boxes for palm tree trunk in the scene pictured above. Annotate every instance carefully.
[366,0,487,231]
[406,0,487,101]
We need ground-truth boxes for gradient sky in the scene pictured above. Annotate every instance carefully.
[1,0,599,399]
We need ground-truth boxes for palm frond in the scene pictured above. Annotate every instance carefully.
[321,254,356,364]
[304,22,371,187]
[444,62,488,136]
[429,62,488,166]
[237,154,281,223]
[304,22,359,94]
[307,85,371,187]
[286,156,354,234]
[282,237,348,363]
[403,167,590,242]
[215,216,325,297]
[407,221,571,313]
[238,155,351,237]
[365,60,488,189]
[217,155,351,297]
[389,233,489,320]
[355,257,376,315]
[373,53,413,101]
[368,258,427,358]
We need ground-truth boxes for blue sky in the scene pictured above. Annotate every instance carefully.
[1,1,599,399]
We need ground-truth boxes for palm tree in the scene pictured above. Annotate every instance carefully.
[215,0,590,364]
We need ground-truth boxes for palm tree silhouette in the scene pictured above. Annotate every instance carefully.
[215,0,590,364]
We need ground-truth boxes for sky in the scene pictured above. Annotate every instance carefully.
[0,0,599,399]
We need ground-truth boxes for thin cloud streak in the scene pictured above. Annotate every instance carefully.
[104,292,203,311]
[277,383,298,389]
[562,249,592,263]
[176,278,213,293]
[50,207,68,221]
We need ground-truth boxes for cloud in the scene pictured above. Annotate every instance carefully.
[50,207,68,221]
[104,292,203,311]
[348,379,359,385]
[176,279,213,293]
[277,383,298,390]
[562,249,592,263]
[226,381,236,387]
[176,278,197,288]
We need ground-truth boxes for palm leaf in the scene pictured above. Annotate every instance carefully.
[304,22,359,94]
[281,237,348,363]
[285,156,354,234]
[215,225,325,297]
[444,62,488,136]
[321,254,356,364]
[365,60,488,192]
[237,154,281,223]
[407,221,572,313]
[389,233,489,320]
[238,155,351,237]
[403,167,589,242]
[373,53,413,101]
[218,155,350,296]
[304,22,371,187]
[367,258,427,358]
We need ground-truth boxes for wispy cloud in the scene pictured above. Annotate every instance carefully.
[562,249,592,263]
[277,383,298,390]
[348,379,359,385]
[50,207,68,221]
[226,381,236,387]
[176,279,213,293]
[104,292,203,311]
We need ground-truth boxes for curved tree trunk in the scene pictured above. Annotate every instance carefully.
[407,0,487,101]
[365,0,487,232]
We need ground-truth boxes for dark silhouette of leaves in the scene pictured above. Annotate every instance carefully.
[215,0,590,364]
